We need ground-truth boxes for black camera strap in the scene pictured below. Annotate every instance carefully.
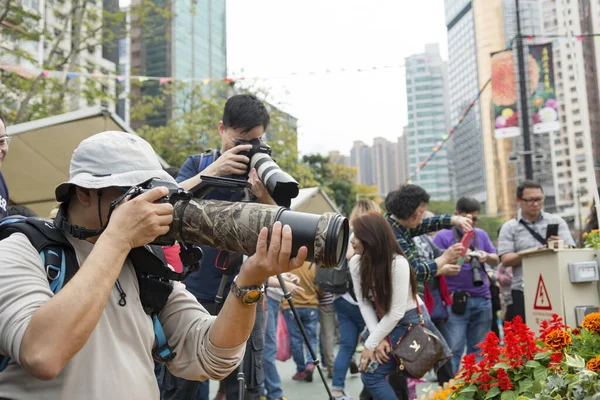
[518,219,546,246]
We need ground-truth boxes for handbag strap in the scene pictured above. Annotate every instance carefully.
[370,282,424,340]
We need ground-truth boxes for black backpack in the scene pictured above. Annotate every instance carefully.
[315,258,356,300]
[0,215,183,372]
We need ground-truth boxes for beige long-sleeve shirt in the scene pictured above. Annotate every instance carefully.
[0,232,245,400]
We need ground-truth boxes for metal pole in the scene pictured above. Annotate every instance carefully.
[515,0,534,179]
[277,275,334,400]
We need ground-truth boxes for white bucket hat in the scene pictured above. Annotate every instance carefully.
[55,131,176,202]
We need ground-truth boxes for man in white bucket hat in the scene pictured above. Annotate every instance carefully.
[0,131,307,400]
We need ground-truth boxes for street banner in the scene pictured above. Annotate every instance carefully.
[529,43,560,133]
[491,49,521,139]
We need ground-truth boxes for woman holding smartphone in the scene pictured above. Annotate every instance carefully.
[349,212,451,400]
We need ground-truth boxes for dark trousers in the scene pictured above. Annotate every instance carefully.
[504,290,526,324]
[160,300,265,400]
[433,319,453,385]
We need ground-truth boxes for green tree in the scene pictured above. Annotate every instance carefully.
[0,0,170,124]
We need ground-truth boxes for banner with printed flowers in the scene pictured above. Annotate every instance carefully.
[439,312,600,400]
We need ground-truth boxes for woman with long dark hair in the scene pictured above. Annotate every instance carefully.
[350,212,451,399]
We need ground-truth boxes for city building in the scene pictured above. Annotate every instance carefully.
[397,127,410,185]
[0,0,116,116]
[405,44,453,200]
[445,0,517,217]
[502,0,555,214]
[350,140,375,187]
[536,0,598,228]
[349,138,403,196]
[328,151,350,167]
[129,0,227,127]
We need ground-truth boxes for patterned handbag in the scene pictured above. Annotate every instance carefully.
[372,287,446,379]
[390,306,446,379]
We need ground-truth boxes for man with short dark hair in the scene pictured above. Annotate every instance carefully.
[384,185,472,294]
[497,180,574,322]
[0,115,10,218]
[163,94,278,400]
[433,197,499,374]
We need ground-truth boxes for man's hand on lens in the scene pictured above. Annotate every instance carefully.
[203,144,252,177]
[249,168,276,205]
[105,187,174,249]
[451,214,473,232]
[237,222,308,287]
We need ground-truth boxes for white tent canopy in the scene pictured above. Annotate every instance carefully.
[290,187,341,215]
[4,107,168,217]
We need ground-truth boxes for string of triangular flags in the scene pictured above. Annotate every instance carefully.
[405,78,492,184]
[0,62,407,84]
[522,33,600,41]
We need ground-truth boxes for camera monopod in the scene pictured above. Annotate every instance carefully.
[277,274,334,400]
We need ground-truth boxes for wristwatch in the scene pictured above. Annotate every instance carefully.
[231,275,264,305]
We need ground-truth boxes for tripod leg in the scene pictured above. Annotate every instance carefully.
[277,275,334,400]
[237,366,244,400]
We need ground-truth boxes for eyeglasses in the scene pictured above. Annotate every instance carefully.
[520,197,545,204]
[0,136,11,147]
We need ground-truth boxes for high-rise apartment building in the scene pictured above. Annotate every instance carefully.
[405,44,453,200]
[502,0,556,214]
[0,0,116,115]
[397,128,410,185]
[328,151,350,167]
[130,0,227,127]
[537,0,598,227]
[349,138,403,195]
[445,0,518,217]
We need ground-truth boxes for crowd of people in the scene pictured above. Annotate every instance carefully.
[0,95,596,400]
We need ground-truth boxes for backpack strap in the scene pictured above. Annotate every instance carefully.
[0,216,79,372]
[198,149,218,173]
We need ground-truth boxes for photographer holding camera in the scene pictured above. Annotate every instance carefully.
[166,94,281,400]
[433,197,499,375]
[0,131,308,399]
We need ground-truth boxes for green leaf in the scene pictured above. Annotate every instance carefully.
[535,351,551,361]
[493,362,510,370]
[534,366,548,382]
[565,354,586,369]
[519,378,534,393]
[501,390,518,400]
[459,384,478,393]
[526,360,542,369]
[531,380,543,393]
[485,387,501,399]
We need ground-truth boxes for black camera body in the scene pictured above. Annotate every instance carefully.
[236,138,273,171]
[468,251,484,287]
[235,138,299,207]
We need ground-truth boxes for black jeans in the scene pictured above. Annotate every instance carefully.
[433,319,453,385]
[504,290,526,324]
[160,301,265,400]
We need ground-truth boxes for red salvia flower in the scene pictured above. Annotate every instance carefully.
[539,313,569,341]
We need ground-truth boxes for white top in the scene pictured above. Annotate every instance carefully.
[349,254,417,351]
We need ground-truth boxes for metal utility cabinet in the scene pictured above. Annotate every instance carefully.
[521,243,600,336]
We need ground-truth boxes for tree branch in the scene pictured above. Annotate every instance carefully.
[0,0,11,26]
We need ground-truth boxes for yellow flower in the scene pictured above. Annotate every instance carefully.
[544,330,572,351]
[582,312,600,334]
[587,355,600,372]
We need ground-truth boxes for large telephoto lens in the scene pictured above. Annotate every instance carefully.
[250,153,299,207]
[168,199,349,269]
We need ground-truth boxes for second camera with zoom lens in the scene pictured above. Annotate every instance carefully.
[236,138,299,207]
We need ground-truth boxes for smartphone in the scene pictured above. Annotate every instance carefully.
[545,224,559,240]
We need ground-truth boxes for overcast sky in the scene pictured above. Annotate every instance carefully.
[226,0,449,157]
